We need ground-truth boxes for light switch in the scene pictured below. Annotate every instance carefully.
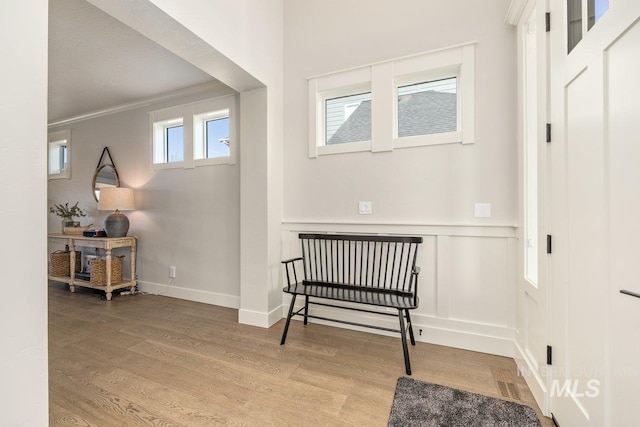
[475,203,491,218]
[358,201,372,215]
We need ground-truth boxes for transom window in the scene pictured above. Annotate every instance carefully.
[397,77,457,138]
[308,42,475,157]
[152,117,184,165]
[150,94,237,169]
[48,129,71,180]
[166,124,184,163]
[325,92,372,145]
[194,109,230,160]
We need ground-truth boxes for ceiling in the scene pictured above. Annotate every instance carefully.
[48,0,219,123]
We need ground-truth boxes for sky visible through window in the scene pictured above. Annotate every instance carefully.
[206,117,230,158]
[166,126,184,162]
[589,0,609,29]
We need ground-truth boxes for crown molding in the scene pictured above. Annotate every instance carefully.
[48,81,231,128]
[505,0,528,26]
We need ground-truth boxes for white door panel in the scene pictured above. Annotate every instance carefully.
[606,20,640,426]
[549,1,640,425]
[556,63,606,424]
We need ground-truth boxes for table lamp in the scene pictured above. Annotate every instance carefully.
[98,187,135,237]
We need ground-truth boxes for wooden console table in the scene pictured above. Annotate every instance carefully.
[48,234,136,301]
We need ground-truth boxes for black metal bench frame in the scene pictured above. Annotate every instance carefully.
[280,233,422,375]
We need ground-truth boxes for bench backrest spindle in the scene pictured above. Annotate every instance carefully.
[299,233,422,297]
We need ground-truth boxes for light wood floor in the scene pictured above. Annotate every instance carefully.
[49,282,552,426]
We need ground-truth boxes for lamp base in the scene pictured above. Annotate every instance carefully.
[104,210,129,238]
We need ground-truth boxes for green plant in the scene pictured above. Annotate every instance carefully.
[49,202,86,219]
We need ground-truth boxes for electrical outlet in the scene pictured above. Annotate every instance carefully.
[358,201,372,215]
[169,266,176,278]
[474,203,491,218]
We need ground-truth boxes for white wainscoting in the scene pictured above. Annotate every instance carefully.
[281,221,518,357]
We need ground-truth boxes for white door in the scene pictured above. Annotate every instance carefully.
[548,0,640,425]
[605,15,640,425]
[514,0,552,415]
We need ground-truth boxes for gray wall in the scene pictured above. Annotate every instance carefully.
[48,87,242,305]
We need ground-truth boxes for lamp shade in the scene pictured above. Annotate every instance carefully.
[98,187,135,211]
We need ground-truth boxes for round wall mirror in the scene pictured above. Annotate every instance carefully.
[92,164,120,202]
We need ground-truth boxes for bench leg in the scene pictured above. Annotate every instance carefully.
[405,309,416,346]
[280,295,297,345]
[397,309,412,375]
[304,295,310,325]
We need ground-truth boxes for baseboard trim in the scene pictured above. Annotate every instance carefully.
[238,304,283,328]
[137,281,240,309]
[282,296,515,357]
[514,340,548,415]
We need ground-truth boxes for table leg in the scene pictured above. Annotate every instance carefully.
[105,249,112,301]
[130,239,136,293]
[69,240,76,293]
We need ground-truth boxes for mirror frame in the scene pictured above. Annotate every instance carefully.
[92,164,120,202]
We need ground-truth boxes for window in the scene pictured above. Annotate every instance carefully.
[308,43,474,157]
[150,94,236,169]
[568,0,610,53]
[588,0,609,29]
[193,96,236,166]
[397,77,457,138]
[152,117,184,166]
[193,108,231,161]
[166,125,184,162]
[48,129,71,180]
[567,0,583,53]
[325,92,371,145]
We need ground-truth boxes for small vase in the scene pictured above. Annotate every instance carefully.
[61,218,74,233]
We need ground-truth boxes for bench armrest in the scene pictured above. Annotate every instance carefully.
[411,266,421,306]
[282,257,304,288]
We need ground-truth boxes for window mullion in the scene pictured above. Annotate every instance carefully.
[372,62,393,153]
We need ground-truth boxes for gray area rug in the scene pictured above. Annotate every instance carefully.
[388,377,541,427]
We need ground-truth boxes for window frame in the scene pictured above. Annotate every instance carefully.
[309,68,372,157]
[193,95,236,167]
[393,69,462,149]
[165,123,185,163]
[307,42,475,158]
[152,116,185,169]
[48,129,71,180]
[150,94,237,170]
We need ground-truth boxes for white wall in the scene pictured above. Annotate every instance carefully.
[282,0,519,355]
[284,0,517,224]
[81,0,285,326]
[48,87,242,307]
[0,1,49,425]
[141,0,286,326]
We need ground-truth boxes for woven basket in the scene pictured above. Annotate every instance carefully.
[90,256,123,286]
[49,251,82,276]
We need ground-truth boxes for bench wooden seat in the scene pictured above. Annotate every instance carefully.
[284,282,417,309]
[280,233,422,375]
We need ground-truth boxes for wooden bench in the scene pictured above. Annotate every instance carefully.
[280,233,422,375]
